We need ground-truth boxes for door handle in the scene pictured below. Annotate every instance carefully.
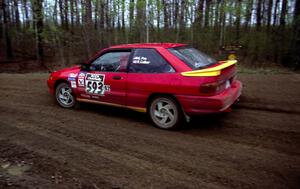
[112,76,122,80]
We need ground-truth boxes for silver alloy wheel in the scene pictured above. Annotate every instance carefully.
[150,97,179,129]
[56,83,75,108]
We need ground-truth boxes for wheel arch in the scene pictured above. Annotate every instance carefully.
[54,79,68,90]
[146,93,181,112]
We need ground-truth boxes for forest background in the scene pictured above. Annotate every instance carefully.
[0,0,299,70]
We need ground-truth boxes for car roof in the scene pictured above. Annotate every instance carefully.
[109,43,187,49]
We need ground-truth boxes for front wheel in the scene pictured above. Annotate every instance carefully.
[55,82,76,108]
[149,96,183,130]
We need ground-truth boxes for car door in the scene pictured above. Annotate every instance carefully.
[76,50,131,106]
[126,48,178,109]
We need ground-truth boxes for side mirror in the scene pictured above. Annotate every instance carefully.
[81,63,90,71]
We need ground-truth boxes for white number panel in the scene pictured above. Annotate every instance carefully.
[85,73,110,95]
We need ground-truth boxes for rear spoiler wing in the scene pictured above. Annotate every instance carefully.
[181,60,237,77]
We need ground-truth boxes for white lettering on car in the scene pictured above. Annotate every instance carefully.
[132,56,150,64]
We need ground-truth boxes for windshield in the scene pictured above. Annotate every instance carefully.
[168,46,217,70]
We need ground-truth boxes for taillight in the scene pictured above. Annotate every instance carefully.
[200,80,229,95]
[200,82,219,94]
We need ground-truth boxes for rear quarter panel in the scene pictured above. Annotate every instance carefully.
[126,73,217,108]
[126,73,182,108]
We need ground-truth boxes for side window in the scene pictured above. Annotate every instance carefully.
[129,49,175,73]
[91,51,131,72]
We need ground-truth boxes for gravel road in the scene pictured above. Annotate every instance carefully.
[0,73,299,189]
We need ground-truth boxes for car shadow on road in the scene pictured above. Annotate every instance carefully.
[183,113,228,129]
[179,115,229,136]
[77,102,229,132]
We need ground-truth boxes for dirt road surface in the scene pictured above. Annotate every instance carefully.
[0,73,300,189]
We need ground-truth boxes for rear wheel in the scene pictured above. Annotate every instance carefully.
[149,96,182,130]
[55,82,76,108]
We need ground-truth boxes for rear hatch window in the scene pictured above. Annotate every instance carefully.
[168,46,217,70]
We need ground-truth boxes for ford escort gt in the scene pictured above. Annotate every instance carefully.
[47,43,242,129]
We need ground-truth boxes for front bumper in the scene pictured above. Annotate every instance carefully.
[176,80,242,115]
[47,78,55,95]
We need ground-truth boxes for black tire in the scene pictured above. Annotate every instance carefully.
[55,82,76,108]
[148,96,183,130]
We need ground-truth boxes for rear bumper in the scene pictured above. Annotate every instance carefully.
[176,80,242,115]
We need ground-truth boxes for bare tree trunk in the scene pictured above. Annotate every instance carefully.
[83,0,92,57]
[58,0,64,27]
[174,0,179,30]
[136,0,146,42]
[214,0,220,29]
[13,0,20,30]
[278,0,288,64]
[228,1,234,27]
[292,0,300,69]
[204,0,210,28]
[273,0,280,26]
[194,0,204,30]
[70,0,74,32]
[99,0,105,46]
[162,0,169,30]
[105,0,110,29]
[294,0,300,24]
[94,0,99,30]
[280,0,287,28]
[266,0,273,31]
[0,6,2,36]
[32,0,44,64]
[244,0,253,30]
[256,0,262,31]
[99,1,105,28]
[178,0,185,41]
[235,0,242,43]
[129,0,134,31]
[1,0,13,59]
[63,0,69,30]
[74,0,80,25]
[112,0,117,43]
[121,0,125,29]
[219,0,225,47]
[22,0,29,28]
[53,0,58,24]
[156,0,160,30]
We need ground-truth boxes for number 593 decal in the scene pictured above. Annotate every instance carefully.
[85,73,110,95]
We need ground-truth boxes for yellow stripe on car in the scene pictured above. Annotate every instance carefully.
[181,60,237,77]
[77,98,147,113]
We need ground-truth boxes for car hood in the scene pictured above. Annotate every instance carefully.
[51,65,81,78]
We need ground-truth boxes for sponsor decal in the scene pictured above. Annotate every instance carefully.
[133,56,150,64]
[78,78,85,86]
[69,73,78,77]
[85,73,110,96]
[71,81,77,88]
[78,72,86,77]
[103,85,110,92]
[68,77,76,81]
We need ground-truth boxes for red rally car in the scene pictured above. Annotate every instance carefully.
[47,43,242,130]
